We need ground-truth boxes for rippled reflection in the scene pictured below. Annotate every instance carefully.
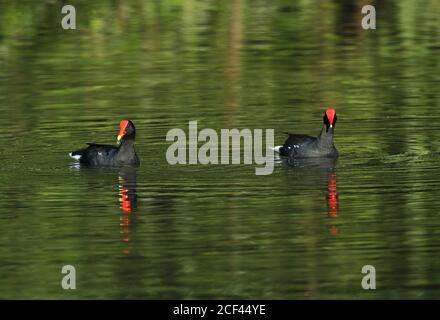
[286,156,339,233]
[327,172,339,235]
[118,167,138,254]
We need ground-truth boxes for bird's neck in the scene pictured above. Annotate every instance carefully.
[119,137,135,151]
[317,124,335,150]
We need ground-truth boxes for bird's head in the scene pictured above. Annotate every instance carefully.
[323,108,337,132]
[117,120,136,144]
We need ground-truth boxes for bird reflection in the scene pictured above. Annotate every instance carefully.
[285,157,339,234]
[118,167,138,253]
[326,172,338,234]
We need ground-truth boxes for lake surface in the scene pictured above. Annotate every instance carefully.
[0,1,439,299]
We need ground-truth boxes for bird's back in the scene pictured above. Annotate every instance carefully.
[71,143,119,166]
[283,133,317,147]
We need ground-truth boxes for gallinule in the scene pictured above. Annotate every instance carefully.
[274,108,338,158]
[69,120,140,166]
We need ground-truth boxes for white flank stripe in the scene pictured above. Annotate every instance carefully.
[272,146,282,153]
[69,152,82,161]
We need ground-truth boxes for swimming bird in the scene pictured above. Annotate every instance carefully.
[69,120,140,166]
[274,108,338,158]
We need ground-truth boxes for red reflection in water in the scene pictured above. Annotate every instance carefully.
[327,172,338,234]
[119,183,131,244]
[118,173,137,252]
[327,172,338,217]
[121,187,132,213]
[329,226,338,235]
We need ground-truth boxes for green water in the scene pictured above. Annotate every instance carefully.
[0,0,439,299]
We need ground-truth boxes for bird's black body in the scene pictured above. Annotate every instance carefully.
[69,120,140,167]
[275,109,338,158]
